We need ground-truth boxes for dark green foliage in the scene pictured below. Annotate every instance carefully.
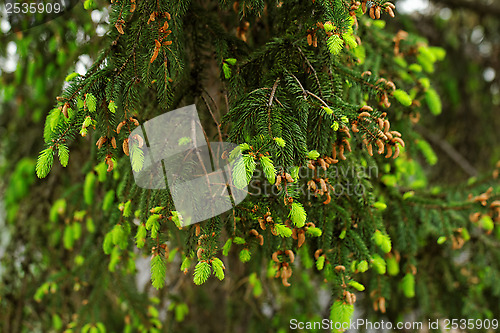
[1,0,500,332]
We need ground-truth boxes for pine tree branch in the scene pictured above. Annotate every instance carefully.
[295,45,324,98]
[267,78,280,137]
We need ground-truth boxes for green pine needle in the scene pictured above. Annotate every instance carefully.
[151,254,167,289]
[58,144,69,167]
[135,224,147,248]
[330,300,354,333]
[130,142,144,173]
[85,93,97,113]
[260,155,276,184]
[402,273,415,298]
[393,89,413,107]
[36,147,54,178]
[274,223,292,237]
[327,35,344,55]
[193,261,211,285]
[211,258,225,281]
[425,88,442,115]
[289,202,307,228]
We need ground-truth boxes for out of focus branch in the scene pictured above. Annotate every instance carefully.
[415,125,478,177]
[431,0,500,17]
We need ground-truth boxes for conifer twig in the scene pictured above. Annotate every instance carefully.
[295,45,324,98]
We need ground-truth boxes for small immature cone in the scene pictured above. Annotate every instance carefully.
[366,142,373,156]
[379,297,386,313]
[319,178,328,192]
[162,20,169,31]
[116,121,125,134]
[123,138,130,156]
[369,6,375,19]
[318,158,327,171]
[391,130,402,137]
[133,134,144,147]
[393,145,400,159]
[197,247,204,260]
[258,219,266,230]
[282,274,291,287]
[346,292,353,305]
[115,21,125,34]
[335,265,345,272]
[377,118,384,129]
[150,47,159,63]
[111,137,117,149]
[359,111,371,119]
[149,12,156,23]
[62,103,69,118]
[323,193,331,205]
[384,98,391,108]
[298,231,305,248]
[469,212,481,223]
[96,136,106,149]
[373,300,379,312]
[393,137,405,147]
[376,139,384,154]
[385,144,392,158]
[386,81,396,90]
[375,6,381,19]
[383,120,390,133]
[339,144,346,160]
[343,139,352,152]
[106,158,114,172]
[272,251,281,263]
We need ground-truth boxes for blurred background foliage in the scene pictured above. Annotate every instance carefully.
[0,0,499,332]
